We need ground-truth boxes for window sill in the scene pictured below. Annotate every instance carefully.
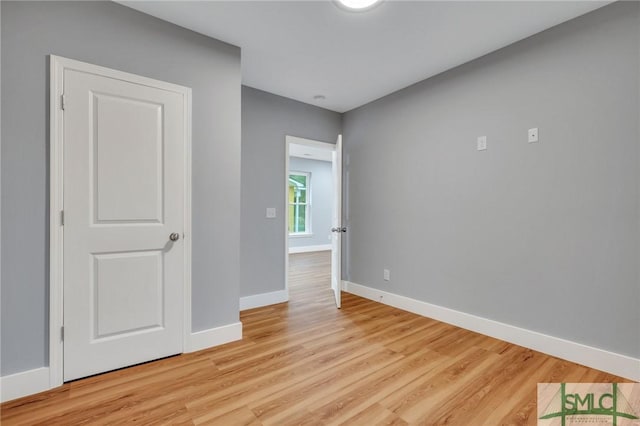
[289,233,313,238]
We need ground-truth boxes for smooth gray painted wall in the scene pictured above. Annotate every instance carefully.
[342,2,640,358]
[1,1,241,376]
[241,86,341,298]
[289,157,332,248]
[0,1,3,378]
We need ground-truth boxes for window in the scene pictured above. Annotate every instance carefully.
[289,171,311,234]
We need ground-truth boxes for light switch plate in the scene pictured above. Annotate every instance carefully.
[477,136,487,151]
[528,128,539,143]
[266,207,276,218]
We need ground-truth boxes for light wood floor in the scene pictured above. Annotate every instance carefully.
[1,251,626,425]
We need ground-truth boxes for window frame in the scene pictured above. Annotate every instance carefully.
[288,170,312,236]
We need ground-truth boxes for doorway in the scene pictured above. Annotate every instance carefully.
[285,135,343,308]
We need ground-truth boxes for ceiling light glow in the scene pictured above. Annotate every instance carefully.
[336,0,381,11]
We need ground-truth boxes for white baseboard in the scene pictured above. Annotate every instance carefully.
[240,289,289,311]
[187,322,243,353]
[288,244,332,254]
[0,367,50,403]
[1,324,244,402]
[343,281,640,381]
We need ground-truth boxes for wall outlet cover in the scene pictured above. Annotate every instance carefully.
[477,136,487,151]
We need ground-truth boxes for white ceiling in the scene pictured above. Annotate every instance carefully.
[290,143,333,162]
[121,1,610,113]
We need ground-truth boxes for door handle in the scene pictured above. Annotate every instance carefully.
[331,227,347,233]
[169,232,180,241]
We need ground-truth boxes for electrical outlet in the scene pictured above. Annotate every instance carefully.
[266,207,276,218]
[383,269,390,281]
[477,136,487,151]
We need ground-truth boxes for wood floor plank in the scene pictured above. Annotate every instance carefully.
[249,348,403,425]
[1,251,629,425]
[338,403,408,426]
[307,350,451,425]
[381,346,502,423]
[186,337,387,423]
[196,406,261,426]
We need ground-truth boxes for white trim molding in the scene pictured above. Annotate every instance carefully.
[240,289,289,311]
[343,281,640,381]
[186,322,243,353]
[0,367,50,403]
[288,244,332,254]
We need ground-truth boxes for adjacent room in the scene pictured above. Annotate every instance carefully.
[287,139,337,308]
[1,0,638,424]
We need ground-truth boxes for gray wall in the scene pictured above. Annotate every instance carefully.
[241,86,341,298]
[0,1,3,378]
[1,1,241,376]
[289,157,333,249]
[342,2,640,358]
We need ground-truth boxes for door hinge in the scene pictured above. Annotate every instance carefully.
[61,94,66,111]
[60,210,64,226]
[61,326,64,341]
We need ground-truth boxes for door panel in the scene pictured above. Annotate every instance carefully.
[92,250,164,339]
[331,135,343,308]
[63,66,186,381]
[93,93,164,223]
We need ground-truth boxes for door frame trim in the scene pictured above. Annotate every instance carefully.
[49,55,193,388]
[284,135,336,297]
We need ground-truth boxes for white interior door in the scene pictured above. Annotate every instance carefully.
[63,63,188,381]
[331,135,343,308]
